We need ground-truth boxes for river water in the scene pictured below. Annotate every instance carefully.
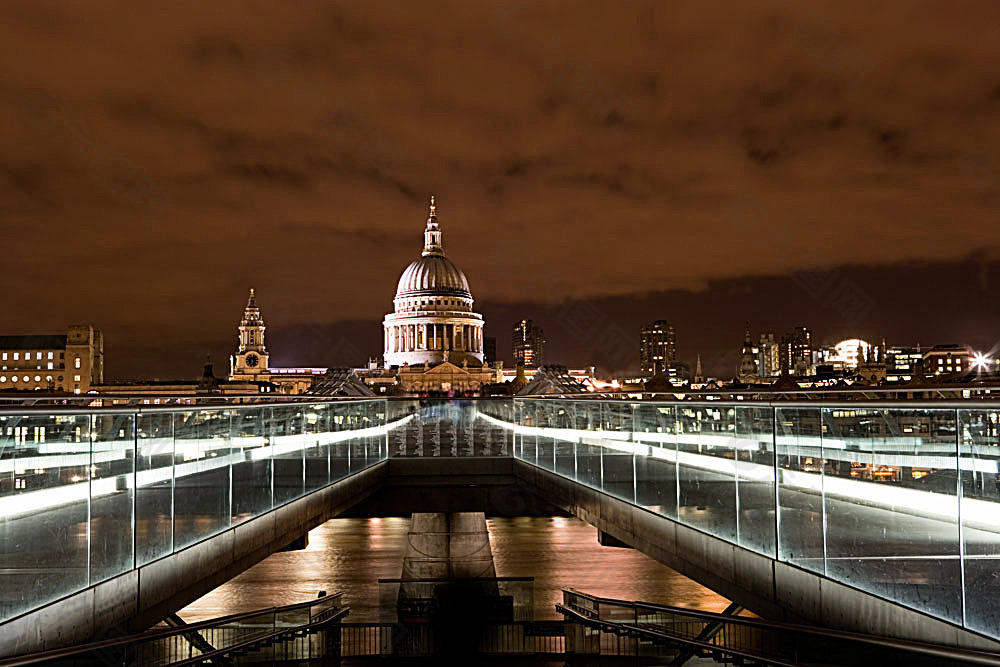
[179,515,729,623]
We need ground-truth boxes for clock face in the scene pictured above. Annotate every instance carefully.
[245,353,259,368]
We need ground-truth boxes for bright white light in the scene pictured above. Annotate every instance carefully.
[971,351,992,372]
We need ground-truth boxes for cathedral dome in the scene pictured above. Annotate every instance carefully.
[395,255,471,299]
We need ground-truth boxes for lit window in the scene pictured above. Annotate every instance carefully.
[0,376,5,382]
[74,357,81,369]
[13,353,18,361]
[47,363,53,370]
[22,376,28,382]
[1,353,5,360]
[74,375,81,382]
[47,352,53,360]
[35,352,41,360]
[34,376,40,382]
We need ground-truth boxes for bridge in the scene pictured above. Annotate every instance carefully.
[2,396,1000,657]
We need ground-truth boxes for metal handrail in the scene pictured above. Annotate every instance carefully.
[560,590,1000,666]
[556,603,802,667]
[0,396,383,417]
[516,395,1000,409]
[0,592,343,666]
[166,607,350,667]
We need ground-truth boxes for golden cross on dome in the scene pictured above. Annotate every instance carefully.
[429,195,436,217]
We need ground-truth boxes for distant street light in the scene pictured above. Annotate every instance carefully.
[971,351,992,373]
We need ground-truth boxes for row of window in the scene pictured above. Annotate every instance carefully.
[1,351,60,361]
[0,375,75,383]
[1,363,59,371]
[0,352,79,367]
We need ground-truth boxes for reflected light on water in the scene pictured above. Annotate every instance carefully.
[179,515,730,623]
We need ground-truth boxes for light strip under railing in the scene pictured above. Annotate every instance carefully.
[0,414,409,519]
[480,412,1000,532]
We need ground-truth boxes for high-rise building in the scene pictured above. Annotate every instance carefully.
[639,320,676,376]
[791,326,813,373]
[512,319,545,368]
[757,332,780,378]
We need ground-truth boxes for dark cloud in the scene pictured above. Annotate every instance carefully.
[0,1,997,378]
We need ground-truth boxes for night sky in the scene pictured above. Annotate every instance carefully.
[1,1,999,379]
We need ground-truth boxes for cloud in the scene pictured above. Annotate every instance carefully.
[0,0,997,375]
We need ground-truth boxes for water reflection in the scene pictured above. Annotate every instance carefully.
[179,515,729,622]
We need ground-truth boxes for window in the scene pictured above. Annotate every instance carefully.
[74,357,81,369]
[11,376,16,383]
[47,363,53,370]
[35,352,41,360]
[34,376,40,382]
[0,376,5,382]
[74,375,81,382]
[13,353,18,361]
[22,376,28,382]
[1,353,5,360]
[47,352,53,360]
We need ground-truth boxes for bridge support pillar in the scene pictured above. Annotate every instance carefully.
[279,533,309,552]
[597,531,633,549]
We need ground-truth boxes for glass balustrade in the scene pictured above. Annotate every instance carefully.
[0,399,387,624]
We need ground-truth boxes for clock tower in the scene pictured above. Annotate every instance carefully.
[231,288,269,375]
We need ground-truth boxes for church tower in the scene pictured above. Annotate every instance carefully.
[738,322,759,381]
[231,288,269,375]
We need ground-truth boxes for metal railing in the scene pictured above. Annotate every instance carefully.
[508,397,1000,642]
[6,395,1000,647]
[558,589,1000,666]
[0,592,347,666]
[0,399,388,626]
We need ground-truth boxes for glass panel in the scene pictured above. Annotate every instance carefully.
[960,407,1000,636]
[776,407,825,574]
[89,412,135,583]
[634,403,678,519]
[735,406,775,557]
[367,400,385,463]
[232,407,271,523]
[535,402,557,472]
[136,412,174,565]
[349,404,367,473]
[0,413,91,622]
[677,404,737,542]
[172,409,231,551]
[303,403,330,492]
[553,402,576,479]
[575,402,602,488]
[330,404,351,482]
[600,402,635,502]
[822,408,961,623]
[270,405,305,505]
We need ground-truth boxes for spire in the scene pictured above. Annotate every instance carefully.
[247,287,257,308]
[422,194,444,256]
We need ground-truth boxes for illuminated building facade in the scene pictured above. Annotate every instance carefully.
[923,344,969,377]
[639,320,675,376]
[229,289,327,394]
[382,197,494,393]
[757,332,780,377]
[886,346,923,382]
[513,319,545,369]
[0,326,103,393]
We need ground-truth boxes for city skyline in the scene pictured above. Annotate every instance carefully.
[1,2,999,378]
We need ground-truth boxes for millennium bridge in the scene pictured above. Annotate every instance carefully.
[2,395,1000,658]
